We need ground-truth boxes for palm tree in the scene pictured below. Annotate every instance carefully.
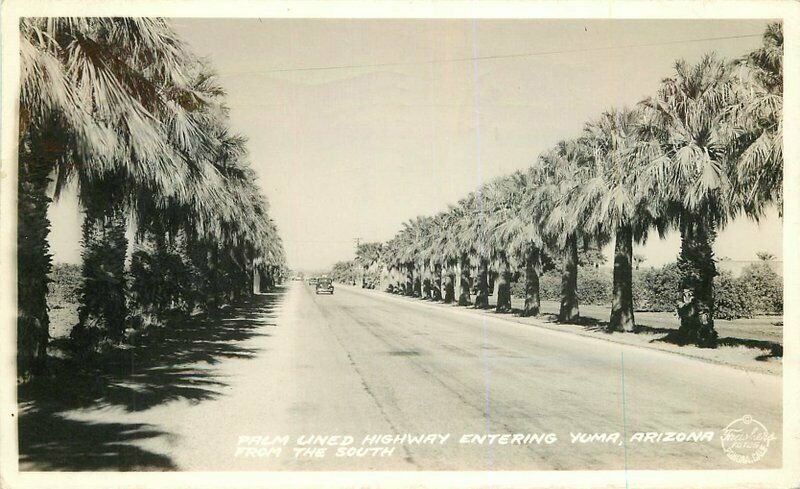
[423,200,472,306]
[355,242,384,289]
[534,139,595,323]
[214,166,284,303]
[149,132,247,315]
[75,170,130,345]
[394,217,428,297]
[637,54,740,347]
[459,191,494,309]
[450,194,481,306]
[485,171,548,316]
[491,253,514,313]
[436,207,464,303]
[381,237,403,293]
[481,177,515,313]
[411,216,434,297]
[579,108,666,332]
[421,212,451,301]
[18,18,202,374]
[731,22,783,217]
[756,251,776,262]
[71,61,228,349]
[17,122,66,375]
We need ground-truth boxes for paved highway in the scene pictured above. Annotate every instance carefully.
[25,281,781,471]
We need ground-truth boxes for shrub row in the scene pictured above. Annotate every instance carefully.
[511,261,782,319]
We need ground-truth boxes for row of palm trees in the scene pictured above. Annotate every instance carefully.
[18,18,285,377]
[346,23,782,348]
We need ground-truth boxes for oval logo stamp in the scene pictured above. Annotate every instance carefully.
[720,415,776,464]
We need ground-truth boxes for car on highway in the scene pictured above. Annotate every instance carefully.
[308,277,318,286]
[315,277,334,295]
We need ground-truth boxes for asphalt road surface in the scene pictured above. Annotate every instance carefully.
[27,281,782,471]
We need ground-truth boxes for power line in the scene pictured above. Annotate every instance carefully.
[228,32,762,76]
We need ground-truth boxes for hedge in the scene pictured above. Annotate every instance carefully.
[510,267,611,305]
[511,261,783,319]
[713,270,753,320]
[633,263,681,312]
[740,262,783,314]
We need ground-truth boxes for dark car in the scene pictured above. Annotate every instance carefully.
[316,277,334,295]
[308,277,318,286]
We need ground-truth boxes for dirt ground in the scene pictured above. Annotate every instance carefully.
[48,301,79,339]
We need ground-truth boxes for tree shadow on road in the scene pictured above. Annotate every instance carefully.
[18,287,287,471]
[18,408,177,471]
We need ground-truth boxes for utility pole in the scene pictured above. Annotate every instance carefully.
[353,237,363,286]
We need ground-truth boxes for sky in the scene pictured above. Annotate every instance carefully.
[47,18,782,271]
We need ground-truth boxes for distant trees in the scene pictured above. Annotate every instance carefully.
[330,261,357,285]
[756,251,776,262]
[354,242,385,288]
[333,23,783,348]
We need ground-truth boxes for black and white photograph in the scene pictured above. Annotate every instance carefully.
[1,1,797,488]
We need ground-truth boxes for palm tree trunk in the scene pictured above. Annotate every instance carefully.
[432,263,443,301]
[676,212,719,347]
[495,266,513,313]
[474,260,490,309]
[252,267,260,294]
[266,266,275,292]
[444,262,456,303]
[609,225,635,332]
[183,226,205,312]
[171,228,194,315]
[558,234,580,323]
[209,244,223,313]
[17,132,56,377]
[413,262,423,297]
[229,249,249,302]
[189,238,217,314]
[75,183,129,346]
[422,264,431,299]
[257,267,266,293]
[152,225,175,318]
[458,254,471,305]
[128,226,169,326]
[522,246,541,317]
[405,264,414,296]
